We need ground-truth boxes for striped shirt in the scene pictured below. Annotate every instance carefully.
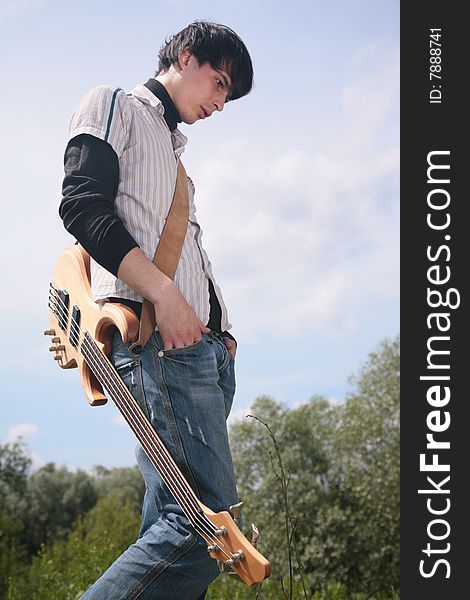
[67,83,231,331]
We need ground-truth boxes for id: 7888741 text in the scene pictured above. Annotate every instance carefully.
[429,28,442,104]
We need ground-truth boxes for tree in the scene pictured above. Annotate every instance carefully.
[22,463,98,555]
[229,336,400,596]
[316,336,400,594]
[0,442,31,598]
[91,465,145,512]
[1,441,146,599]
[7,493,141,600]
[0,442,31,501]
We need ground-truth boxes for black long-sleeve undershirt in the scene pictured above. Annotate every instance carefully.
[60,134,138,276]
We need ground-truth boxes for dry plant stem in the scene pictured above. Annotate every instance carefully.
[247,414,304,600]
[291,521,309,599]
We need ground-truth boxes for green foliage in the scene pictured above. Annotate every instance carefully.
[229,337,400,597]
[22,463,98,556]
[0,442,31,598]
[90,464,145,513]
[0,442,145,599]
[207,576,399,599]
[0,442,31,502]
[313,337,400,594]
[7,494,141,600]
[207,574,309,599]
[230,396,339,588]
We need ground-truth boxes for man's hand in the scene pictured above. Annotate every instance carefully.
[117,247,209,350]
[153,279,210,350]
[222,336,237,359]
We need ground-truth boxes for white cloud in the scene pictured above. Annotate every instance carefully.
[30,452,46,470]
[5,422,39,442]
[192,46,399,339]
[3,424,45,471]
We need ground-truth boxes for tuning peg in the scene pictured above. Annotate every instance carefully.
[251,523,260,548]
[214,526,227,537]
[49,345,65,352]
[54,356,62,361]
[52,337,60,343]
[225,551,244,566]
[44,329,56,336]
[229,501,244,519]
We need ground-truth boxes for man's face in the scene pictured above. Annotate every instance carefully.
[172,50,232,124]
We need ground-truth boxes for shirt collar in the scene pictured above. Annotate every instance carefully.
[130,83,163,110]
[143,78,181,132]
[130,81,187,155]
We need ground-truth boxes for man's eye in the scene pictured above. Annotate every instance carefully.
[216,79,223,89]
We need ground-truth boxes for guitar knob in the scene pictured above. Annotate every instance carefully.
[49,345,66,352]
[251,523,260,548]
[52,337,61,343]
[44,329,56,336]
[54,355,62,361]
[229,501,244,519]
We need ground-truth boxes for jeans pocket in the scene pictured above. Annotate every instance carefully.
[213,336,233,373]
[115,358,139,379]
[160,339,205,356]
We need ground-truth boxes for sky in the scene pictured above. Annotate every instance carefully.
[0,0,399,470]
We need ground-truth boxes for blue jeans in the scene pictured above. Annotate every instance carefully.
[81,331,239,599]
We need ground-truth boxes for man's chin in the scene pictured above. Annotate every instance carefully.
[181,116,198,125]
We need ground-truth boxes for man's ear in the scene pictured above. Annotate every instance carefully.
[178,48,193,71]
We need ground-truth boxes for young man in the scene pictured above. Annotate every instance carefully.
[59,21,253,599]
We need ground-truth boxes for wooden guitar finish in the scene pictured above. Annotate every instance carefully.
[46,245,271,585]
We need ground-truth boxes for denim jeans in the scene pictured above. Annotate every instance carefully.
[80,331,239,600]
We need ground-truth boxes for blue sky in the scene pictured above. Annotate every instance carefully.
[0,0,399,469]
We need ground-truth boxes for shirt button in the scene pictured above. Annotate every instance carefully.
[158,350,164,358]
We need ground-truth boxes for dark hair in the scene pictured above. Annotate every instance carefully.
[157,21,253,101]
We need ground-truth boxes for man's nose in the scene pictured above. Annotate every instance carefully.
[214,93,226,112]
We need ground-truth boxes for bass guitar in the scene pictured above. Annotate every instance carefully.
[45,244,271,585]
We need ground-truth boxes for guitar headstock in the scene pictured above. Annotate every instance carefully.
[46,283,79,370]
[202,507,271,585]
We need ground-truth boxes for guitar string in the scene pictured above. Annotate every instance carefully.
[49,288,235,562]
[49,286,238,562]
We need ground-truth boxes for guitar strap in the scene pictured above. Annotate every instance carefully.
[129,159,189,353]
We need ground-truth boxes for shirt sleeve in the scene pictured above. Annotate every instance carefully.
[59,86,138,276]
[59,133,138,276]
[68,85,131,157]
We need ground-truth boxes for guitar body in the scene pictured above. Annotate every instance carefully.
[48,245,140,405]
[47,245,271,585]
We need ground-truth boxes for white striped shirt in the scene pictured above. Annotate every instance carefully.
[68,83,231,331]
